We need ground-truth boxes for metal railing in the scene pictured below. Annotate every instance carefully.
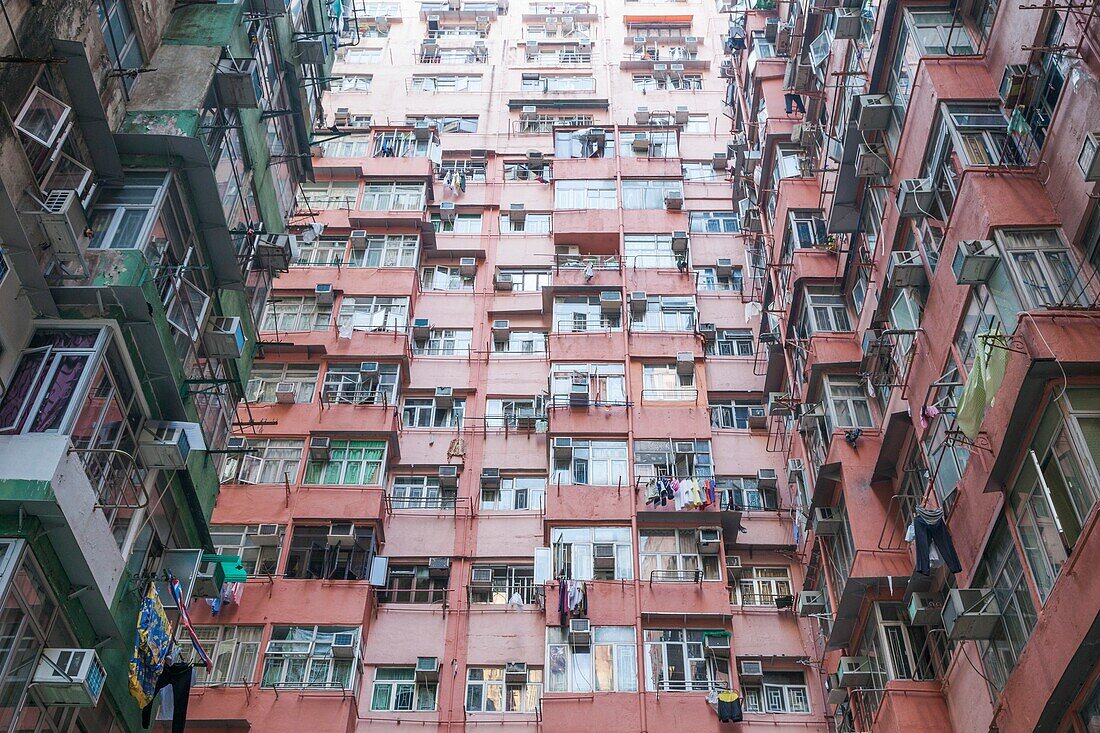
[640,388,699,401]
[67,447,150,510]
[649,569,703,583]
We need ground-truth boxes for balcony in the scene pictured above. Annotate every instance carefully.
[419,0,503,20]
[553,209,620,249]
[522,1,598,20]
[543,579,637,626]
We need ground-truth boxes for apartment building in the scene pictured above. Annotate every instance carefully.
[0,0,334,728]
[178,0,833,731]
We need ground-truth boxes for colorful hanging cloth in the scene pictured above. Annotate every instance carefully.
[129,582,173,709]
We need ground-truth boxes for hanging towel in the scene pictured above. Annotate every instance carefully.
[955,336,989,440]
[983,333,1009,407]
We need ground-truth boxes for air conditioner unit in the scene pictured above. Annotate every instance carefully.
[673,441,695,453]
[743,149,762,172]
[257,233,298,270]
[214,58,264,108]
[327,522,356,547]
[34,189,89,264]
[310,436,332,461]
[775,22,792,54]
[855,143,890,178]
[521,105,538,120]
[629,291,648,315]
[813,506,843,535]
[330,632,357,659]
[797,590,826,617]
[435,386,454,408]
[698,322,717,341]
[414,121,435,140]
[494,272,514,291]
[346,230,367,248]
[599,291,622,312]
[438,464,460,487]
[360,361,379,373]
[138,423,193,469]
[427,13,441,27]
[416,656,441,681]
[684,36,700,51]
[552,437,573,455]
[226,436,249,452]
[764,16,778,42]
[314,283,334,305]
[632,133,651,153]
[1078,131,1100,181]
[652,63,668,79]
[747,406,767,429]
[671,230,688,252]
[527,149,545,163]
[31,649,106,707]
[725,555,743,583]
[787,458,805,482]
[833,8,862,38]
[697,528,721,554]
[471,567,494,586]
[837,656,873,688]
[428,557,452,576]
[674,105,689,124]
[569,381,589,407]
[896,178,935,217]
[508,203,527,222]
[593,543,615,568]
[887,250,926,289]
[413,318,432,338]
[274,382,297,404]
[999,64,1032,108]
[294,37,328,65]
[784,58,812,90]
[248,524,282,546]
[505,662,528,681]
[439,201,457,222]
[756,468,778,488]
[676,351,694,375]
[856,94,892,131]
[739,660,763,678]
[712,152,728,170]
[334,107,351,125]
[664,191,683,210]
[459,257,477,277]
[908,591,944,626]
[568,618,592,644]
[768,394,791,415]
[942,588,1000,640]
[633,35,647,46]
[635,107,650,125]
[491,319,510,339]
[952,239,1001,285]
[703,635,730,657]
[826,673,848,705]
[741,207,762,233]
[480,468,500,488]
[204,316,246,358]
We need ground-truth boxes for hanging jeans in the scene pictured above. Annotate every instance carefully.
[717,696,744,722]
[913,508,962,575]
[141,662,193,733]
[784,93,806,114]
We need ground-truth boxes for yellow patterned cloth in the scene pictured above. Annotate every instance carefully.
[129,582,173,708]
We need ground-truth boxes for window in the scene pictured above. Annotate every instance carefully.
[552,296,622,332]
[682,163,723,181]
[633,439,713,480]
[620,129,679,158]
[469,565,536,604]
[431,213,483,233]
[97,0,143,85]
[973,516,1038,693]
[372,131,435,158]
[642,364,695,401]
[519,113,596,134]
[402,397,466,428]
[182,626,263,686]
[522,74,595,91]
[495,268,551,291]
[222,439,304,485]
[486,398,544,429]
[500,213,552,234]
[554,129,614,158]
[549,363,626,406]
[371,668,438,710]
[690,211,740,234]
[742,671,810,713]
[263,626,360,688]
[697,267,743,292]
[261,297,331,332]
[737,567,792,606]
[546,626,637,692]
[906,9,977,56]
[337,296,409,331]
[319,135,372,158]
[297,181,360,210]
[391,476,455,509]
[284,524,376,580]
[320,362,399,405]
[346,48,383,63]
[304,439,387,485]
[492,331,548,354]
[749,31,775,58]
[210,525,282,575]
[410,75,482,91]
[799,286,851,335]
[294,237,348,266]
[786,210,828,249]
[438,159,487,183]
[87,173,168,249]
[705,329,754,356]
[630,295,696,332]
[945,104,1018,166]
[552,440,629,487]
[709,401,762,430]
[413,329,473,356]
[465,668,543,713]
[684,114,710,134]
[359,182,426,211]
[995,228,1089,309]
[380,564,448,603]
[621,180,683,210]
[421,265,474,291]
[643,629,730,691]
[716,475,776,511]
[406,115,479,133]
[639,529,721,581]
[246,363,318,404]
[480,476,546,511]
[1009,388,1100,601]
[503,162,553,182]
[350,234,419,268]
[555,179,616,209]
[337,74,373,91]
[624,234,678,268]
[825,376,875,429]
[550,526,632,580]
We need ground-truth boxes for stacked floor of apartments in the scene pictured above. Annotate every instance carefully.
[186,0,1100,731]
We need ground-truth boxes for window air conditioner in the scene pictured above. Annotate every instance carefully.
[942,588,1000,640]
[635,107,650,125]
[786,458,805,482]
[294,37,328,65]
[138,423,194,469]
[698,322,717,341]
[632,133,651,153]
[887,250,926,289]
[747,406,767,429]
[471,567,494,586]
[764,16,778,42]
[438,464,460,487]
[491,320,510,338]
[33,190,88,267]
[434,386,454,408]
[226,436,249,452]
[360,361,379,373]
[663,191,683,210]
[505,662,528,681]
[725,555,743,583]
[459,257,477,277]
[480,468,500,487]
[856,94,892,131]
[414,120,435,140]
[674,106,689,124]
[412,318,432,338]
[697,528,721,554]
[309,436,332,461]
[833,8,862,38]
[952,239,1000,285]
[599,291,622,312]
[676,351,694,375]
[836,656,873,688]
[712,152,728,170]
[569,382,589,407]
[416,656,441,681]
[703,634,730,656]
[1078,131,1100,181]
[895,178,935,217]
[552,437,573,455]
[568,618,592,644]
[739,660,763,678]
[248,524,282,546]
[671,230,688,252]
[768,393,791,416]
[907,591,944,626]
[813,506,843,535]
[797,590,826,617]
[508,203,527,223]
[494,271,514,291]
[756,468,778,488]
[331,632,357,658]
[327,522,356,547]
[214,58,264,108]
[439,201,456,222]
[593,543,615,569]
[31,649,106,707]
[629,291,648,316]
[274,382,297,404]
[855,143,890,178]
[999,64,1032,108]
[204,317,246,358]
[314,283,334,305]
[521,105,538,120]
[428,557,452,576]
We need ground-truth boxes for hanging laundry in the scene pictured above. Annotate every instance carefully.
[982,332,1009,407]
[912,506,962,575]
[142,662,195,733]
[558,579,568,627]
[717,689,744,723]
[644,479,659,505]
[168,576,213,671]
[955,334,990,440]
[457,171,467,193]
[919,403,940,430]
[129,583,173,709]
